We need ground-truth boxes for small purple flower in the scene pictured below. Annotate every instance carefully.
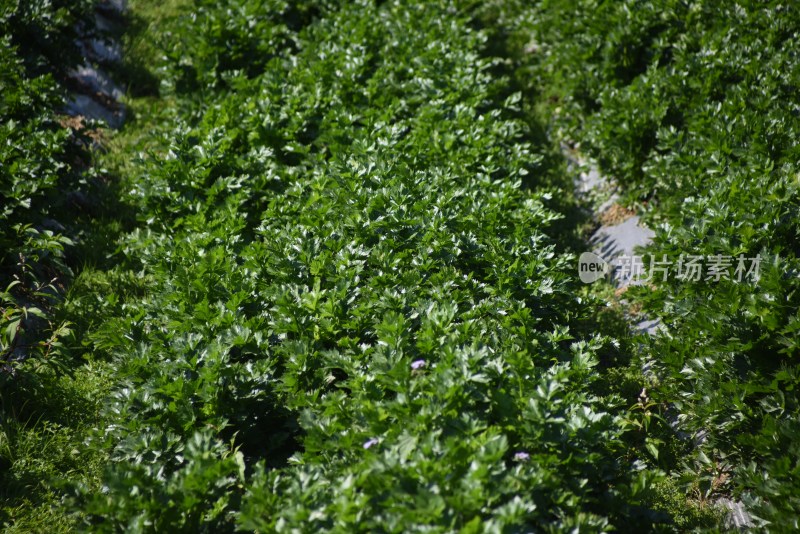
[411,359,427,370]
[363,438,379,449]
[513,451,530,462]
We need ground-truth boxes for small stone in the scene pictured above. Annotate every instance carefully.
[70,65,124,101]
[65,95,125,129]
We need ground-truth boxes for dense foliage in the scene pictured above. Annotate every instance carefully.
[0,1,110,531]
[0,0,98,383]
[3,0,799,531]
[530,0,800,529]
[73,1,683,531]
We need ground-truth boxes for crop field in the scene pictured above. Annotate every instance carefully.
[1,0,799,531]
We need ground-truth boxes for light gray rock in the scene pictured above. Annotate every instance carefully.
[591,215,656,261]
[65,95,125,129]
[591,215,656,288]
[634,318,665,336]
[70,64,124,101]
[576,165,605,195]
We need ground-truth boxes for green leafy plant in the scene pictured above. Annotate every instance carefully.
[59,1,709,531]
[529,0,800,528]
[8,0,797,530]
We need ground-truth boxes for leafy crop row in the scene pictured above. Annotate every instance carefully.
[60,0,714,531]
[11,0,793,530]
[0,1,115,530]
[529,0,800,528]
[0,0,97,384]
